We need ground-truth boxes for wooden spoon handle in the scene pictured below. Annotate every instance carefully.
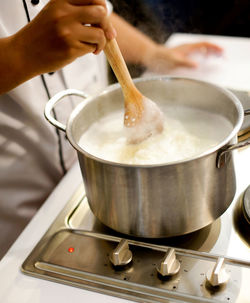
[104,39,136,95]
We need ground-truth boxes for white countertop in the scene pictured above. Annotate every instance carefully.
[1,33,250,303]
[147,33,250,92]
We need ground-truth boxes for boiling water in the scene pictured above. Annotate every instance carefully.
[78,106,233,165]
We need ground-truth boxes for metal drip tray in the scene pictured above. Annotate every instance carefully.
[22,185,250,303]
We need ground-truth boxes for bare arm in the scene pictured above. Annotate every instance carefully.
[0,36,28,94]
[110,12,223,73]
[0,0,115,95]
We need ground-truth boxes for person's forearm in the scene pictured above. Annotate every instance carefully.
[109,12,223,74]
[109,12,157,66]
[0,36,36,95]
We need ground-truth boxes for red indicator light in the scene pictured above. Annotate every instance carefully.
[68,247,74,253]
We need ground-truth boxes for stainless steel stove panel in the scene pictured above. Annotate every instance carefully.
[21,185,250,303]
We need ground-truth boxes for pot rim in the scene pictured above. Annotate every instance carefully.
[67,76,244,168]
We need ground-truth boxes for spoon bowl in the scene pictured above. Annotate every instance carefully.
[104,39,164,143]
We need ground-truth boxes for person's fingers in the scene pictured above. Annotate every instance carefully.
[68,0,98,5]
[91,0,107,7]
[74,4,107,24]
[75,41,97,54]
[195,41,223,52]
[76,24,107,54]
[103,20,116,40]
[89,1,117,40]
[71,3,116,40]
[172,42,223,68]
[176,58,197,68]
[183,42,223,55]
[168,52,197,68]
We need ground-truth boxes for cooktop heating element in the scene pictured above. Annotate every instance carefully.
[22,184,250,303]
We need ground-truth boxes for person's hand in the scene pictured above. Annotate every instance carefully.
[11,0,116,76]
[143,41,223,74]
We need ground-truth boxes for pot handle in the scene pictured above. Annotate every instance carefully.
[217,109,250,168]
[44,89,89,132]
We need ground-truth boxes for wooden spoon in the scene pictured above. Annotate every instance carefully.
[104,39,164,144]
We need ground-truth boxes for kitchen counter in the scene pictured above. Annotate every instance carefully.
[0,33,250,303]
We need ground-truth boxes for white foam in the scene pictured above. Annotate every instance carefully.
[78,106,233,165]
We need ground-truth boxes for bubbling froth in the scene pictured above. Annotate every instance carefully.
[78,106,233,165]
[125,97,164,144]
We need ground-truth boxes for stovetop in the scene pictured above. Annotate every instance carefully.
[21,180,250,303]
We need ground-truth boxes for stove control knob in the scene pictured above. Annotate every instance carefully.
[109,239,132,266]
[157,248,180,277]
[206,257,230,287]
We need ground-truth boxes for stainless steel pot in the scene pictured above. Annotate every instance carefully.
[45,76,250,238]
